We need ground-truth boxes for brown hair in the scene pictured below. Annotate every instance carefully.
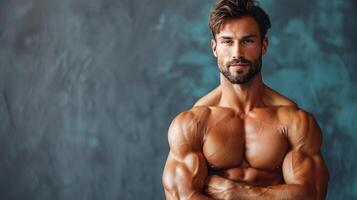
[209,0,271,39]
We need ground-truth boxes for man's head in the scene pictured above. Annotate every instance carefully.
[209,0,271,84]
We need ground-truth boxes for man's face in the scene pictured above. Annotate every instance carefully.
[211,16,268,84]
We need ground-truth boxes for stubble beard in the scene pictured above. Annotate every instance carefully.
[219,55,262,84]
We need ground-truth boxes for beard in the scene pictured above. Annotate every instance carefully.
[219,55,262,84]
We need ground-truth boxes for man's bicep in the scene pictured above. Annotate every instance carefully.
[285,110,329,199]
[162,110,212,200]
[282,150,328,200]
[163,151,209,199]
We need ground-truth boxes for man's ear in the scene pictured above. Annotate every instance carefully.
[262,37,269,55]
[211,39,217,57]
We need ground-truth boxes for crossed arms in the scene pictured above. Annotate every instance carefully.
[162,108,329,200]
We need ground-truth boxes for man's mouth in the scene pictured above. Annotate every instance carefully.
[230,62,249,68]
[231,63,248,66]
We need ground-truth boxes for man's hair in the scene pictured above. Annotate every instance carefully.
[209,0,271,39]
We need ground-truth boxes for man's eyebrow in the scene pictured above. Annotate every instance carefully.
[218,34,259,40]
[241,34,258,39]
[218,36,234,40]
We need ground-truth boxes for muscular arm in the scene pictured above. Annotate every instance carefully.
[206,110,329,200]
[162,110,215,200]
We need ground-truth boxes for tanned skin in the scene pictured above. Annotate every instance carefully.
[162,16,329,200]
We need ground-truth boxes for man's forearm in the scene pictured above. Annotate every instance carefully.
[165,190,217,200]
[189,192,217,200]
[227,183,315,200]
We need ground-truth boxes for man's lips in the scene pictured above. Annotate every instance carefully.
[230,63,249,67]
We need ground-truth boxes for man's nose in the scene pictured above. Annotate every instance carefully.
[232,43,244,59]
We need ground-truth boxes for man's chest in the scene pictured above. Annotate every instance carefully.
[202,109,289,171]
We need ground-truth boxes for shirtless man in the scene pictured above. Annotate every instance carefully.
[162,0,329,199]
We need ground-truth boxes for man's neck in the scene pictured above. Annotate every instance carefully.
[219,73,265,114]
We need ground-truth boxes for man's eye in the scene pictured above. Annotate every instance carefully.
[222,40,233,44]
[242,39,254,44]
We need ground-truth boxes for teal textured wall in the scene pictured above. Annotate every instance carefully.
[0,0,356,199]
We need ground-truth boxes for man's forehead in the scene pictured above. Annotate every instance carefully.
[215,17,261,38]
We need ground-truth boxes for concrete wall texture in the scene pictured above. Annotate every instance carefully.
[0,0,356,199]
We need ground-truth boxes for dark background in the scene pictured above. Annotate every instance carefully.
[0,0,356,199]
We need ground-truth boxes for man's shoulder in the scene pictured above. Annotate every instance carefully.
[168,107,211,152]
[171,106,212,127]
[275,105,322,152]
[266,87,320,136]
[264,86,297,107]
[276,105,312,122]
